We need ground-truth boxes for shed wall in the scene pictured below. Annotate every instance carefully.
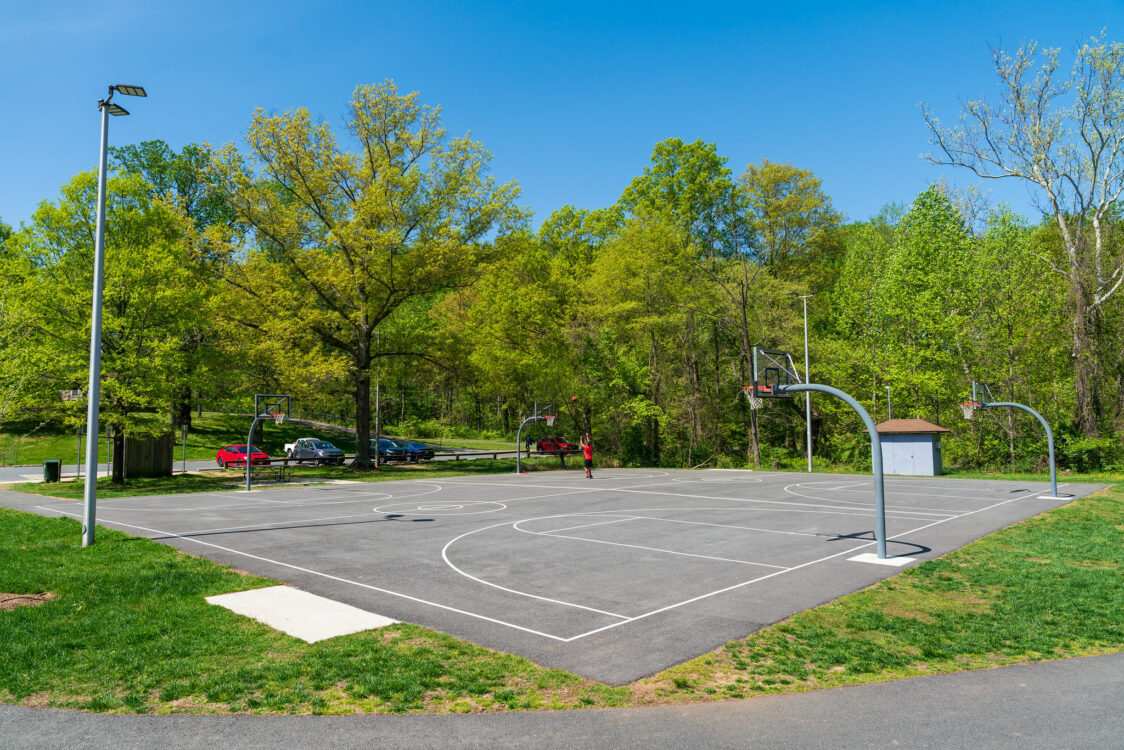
[880,433,942,476]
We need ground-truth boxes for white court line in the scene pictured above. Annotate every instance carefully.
[818,486,1023,502]
[782,485,962,517]
[525,527,792,571]
[535,516,639,535]
[608,484,953,519]
[439,478,949,520]
[34,476,1062,645]
[440,517,633,619]
[801,477,1061,500]
[164,511,388,536]
[61,484,444,515]
[560,539,880,642]
[39,506,585,642]
[576,511,827,538]
[122,486,589,538]
[553,486,1048,641]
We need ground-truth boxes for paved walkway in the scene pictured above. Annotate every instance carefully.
[1,653,1119,749]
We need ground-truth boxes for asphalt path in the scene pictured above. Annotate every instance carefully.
[1,653,1119,749]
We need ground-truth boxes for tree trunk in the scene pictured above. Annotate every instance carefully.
[173,386,192,430]
[111,427,125,484]
[353,335,373,467]
[1072,291,1099,436]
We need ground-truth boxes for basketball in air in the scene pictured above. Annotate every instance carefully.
[571,396,578,401]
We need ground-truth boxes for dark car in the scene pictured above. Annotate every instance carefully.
[286,438,345,465]
[536,436,576,453]
[402,441,435,463]
[216,444,270,468]
[371,437,408,462]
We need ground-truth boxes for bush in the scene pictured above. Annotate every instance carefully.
[1058,435,1123,473]
[716,453,748,469]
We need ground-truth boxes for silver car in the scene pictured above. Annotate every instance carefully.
[287,438,345,465]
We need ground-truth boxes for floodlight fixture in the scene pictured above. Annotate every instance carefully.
[104,102,130,116]
[113,84,147,97]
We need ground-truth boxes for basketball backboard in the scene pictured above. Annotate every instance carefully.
[254,394,291,420]
[971,382,995,407]
[750,348,802,398]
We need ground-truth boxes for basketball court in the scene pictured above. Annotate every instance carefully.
[8,468,1101,684]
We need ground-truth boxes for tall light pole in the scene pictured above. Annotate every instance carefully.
[799,294,813,472]
[82,84,147,547]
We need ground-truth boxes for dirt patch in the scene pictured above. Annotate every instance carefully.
[1,592,58,611]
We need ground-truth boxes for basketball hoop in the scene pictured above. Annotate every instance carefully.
[742,387,763,410]
[271,411,286,426]
[543,415,556,427]
[959,402,980,420]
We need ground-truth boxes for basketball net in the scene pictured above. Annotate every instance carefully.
[742,387,763,410]
[959,402,979,420]
[543,415,556,427]
[271,411,286,426]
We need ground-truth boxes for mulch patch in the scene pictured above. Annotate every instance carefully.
[0,592,57,611]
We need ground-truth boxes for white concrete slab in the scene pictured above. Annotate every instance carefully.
[206,586,397,642]
[848,552,916,567]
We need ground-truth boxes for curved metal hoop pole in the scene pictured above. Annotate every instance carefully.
[515,415,545,474]
[779,383,888,558]
[982,402,1060,499]
[246,416,262,492]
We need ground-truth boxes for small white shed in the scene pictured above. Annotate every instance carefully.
[876,418,951,476]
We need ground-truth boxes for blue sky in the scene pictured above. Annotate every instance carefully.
[3,1,1123,230]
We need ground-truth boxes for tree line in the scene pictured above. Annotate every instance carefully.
[2,40,1123,475]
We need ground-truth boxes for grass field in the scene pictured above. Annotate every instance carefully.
[0,476,1120,714]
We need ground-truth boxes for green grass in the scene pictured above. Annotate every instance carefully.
[5,457,568,500]
[649,482,1124,700]
[0,413,346,466]
[426,438,520,450]
[2,477,1121,714]
[0,508,623,714]
[0,413,486,467]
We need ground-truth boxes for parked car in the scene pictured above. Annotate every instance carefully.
[536,436,576,453]
[216,444,270,468]
[284,437,345,465]
[371,437,408,462]
[402,441,435,463]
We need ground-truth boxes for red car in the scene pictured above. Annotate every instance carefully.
[216,444,270,468]
[536,436,576,453]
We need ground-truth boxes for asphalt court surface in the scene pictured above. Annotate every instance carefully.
[7,469,1104,684]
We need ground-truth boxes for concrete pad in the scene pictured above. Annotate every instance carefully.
[206,586,396,642]
[848,552,916,566]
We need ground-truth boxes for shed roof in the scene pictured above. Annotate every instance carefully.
[875,418,950,434]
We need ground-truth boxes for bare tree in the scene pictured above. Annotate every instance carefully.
[922,36,1124,435]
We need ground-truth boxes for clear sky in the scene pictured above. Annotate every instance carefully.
[3,1,1123,230]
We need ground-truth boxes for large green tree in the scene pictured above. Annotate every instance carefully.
[211,81,525,466]
[11,172,205,480]
[110,140,238,427]
[923,36,1124,435]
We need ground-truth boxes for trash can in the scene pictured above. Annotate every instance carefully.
[43,460,61,483]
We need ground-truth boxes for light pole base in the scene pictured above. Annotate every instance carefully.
[1035,495,1069,501]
